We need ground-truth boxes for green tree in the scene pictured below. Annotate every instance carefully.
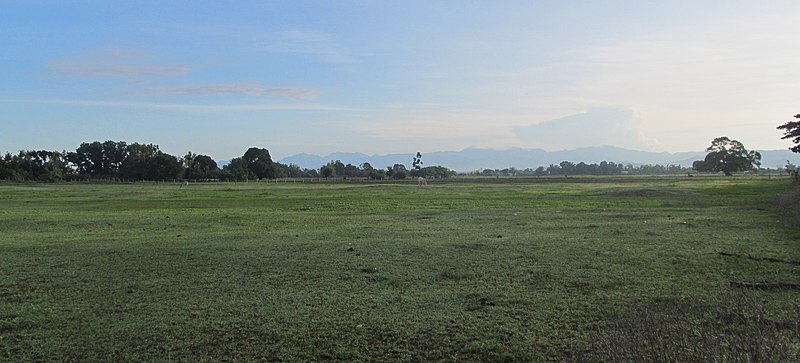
[7,150,69,181]
[692,137,761,176]
[149,152,183,180]
[120,143,182,181]
[120,143,160,181]
[368,168,385,180]
[343,163,359,178]
[331,160,346,177]
[559,161,575,175]
[389,164,408,179]
[223,157,253,181]
[276,163,304,178]
[242,147,277,179]
[414,165,454,179]
[320,165,334,179]
[0,153,14,180]
[67,140,128,178]
[777,114,800,153]
[184,153,219,180]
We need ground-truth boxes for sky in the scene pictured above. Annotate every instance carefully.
[2,1,799,161]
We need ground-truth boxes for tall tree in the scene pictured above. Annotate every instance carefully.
[320,165,334,179]
[223,157,253,181]
[692,137,761,176]
[389,164,408,179]
[120,143,160,180]
[67,140,128,177]
[184,152,219,180]
[242,147,277,179]
[777,114,800,153]
[119,143,182,181]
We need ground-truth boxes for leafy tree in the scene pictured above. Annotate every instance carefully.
[276,162,305,178]
[389,164,408,179]
[184,152,219,180]
[413,165,455,179]
[242,147,277,179]
[16,150,70,181]
[360,162,374,173]
[368,168,385,180]
[784,160,797,177]
[223,157,253,181]
[777,114,800,153]
[692,137,761,176]
[320,165,334,179]
[331,160,346,177]
[559,161,575,175]
[119,143,160,180]
[149,152,183,180]
[67,140,128,178]
[343,163,360,178]
[0,153,14,180]
[120,143,182,181]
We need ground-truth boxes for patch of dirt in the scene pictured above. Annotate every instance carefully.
[604,188,688,198]
[0,282,34,302]
[729,281,800,290]
[718,251,800,266]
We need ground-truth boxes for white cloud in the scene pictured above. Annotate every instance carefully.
[49,48,193,80]
[568,13,800,139]
[0,99,355,112]
[264,29,352,64]
[515,108,658,151]
[125,84,322,100]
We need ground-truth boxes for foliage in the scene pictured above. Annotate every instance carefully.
[386,163,408,179]
[242,147,277,179]
[183,153,219,180]
[693,137,762,176]
[222,157,253,181]
[118,143,182,181]
[67,140,128,178]
[777,113,800,153]
[320,164,334,178]
[410,165,455,179]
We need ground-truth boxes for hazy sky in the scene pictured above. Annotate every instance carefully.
[2,1,799,160]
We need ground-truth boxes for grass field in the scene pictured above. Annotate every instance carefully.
[1,177,799,361]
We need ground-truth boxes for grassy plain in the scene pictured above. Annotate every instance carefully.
[1,177,799,361]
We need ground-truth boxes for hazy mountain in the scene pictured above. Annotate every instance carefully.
[277,146,799,172]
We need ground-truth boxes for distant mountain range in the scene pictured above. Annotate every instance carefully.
[275,146,800,172]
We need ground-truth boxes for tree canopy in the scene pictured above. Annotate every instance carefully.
[777,114,800,153]
[692,137,761,176]
[242,147,278,179]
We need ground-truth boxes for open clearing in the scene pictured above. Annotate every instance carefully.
[1,178,799,361]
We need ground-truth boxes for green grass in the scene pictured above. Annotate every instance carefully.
[1,178,798,361]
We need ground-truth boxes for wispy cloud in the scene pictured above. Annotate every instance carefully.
[48,48,194,80]
[0,99,355,112]
[264,29,352,64]
[125,84,322,100]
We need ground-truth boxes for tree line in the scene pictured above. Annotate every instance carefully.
[0,141,456,182]
[5,115,800,182]
[469,161,692,177]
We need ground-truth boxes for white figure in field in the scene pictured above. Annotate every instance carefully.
[417,177,427,185]
[181,180,189,188]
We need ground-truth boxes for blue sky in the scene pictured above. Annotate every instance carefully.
[2,1,799,160]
